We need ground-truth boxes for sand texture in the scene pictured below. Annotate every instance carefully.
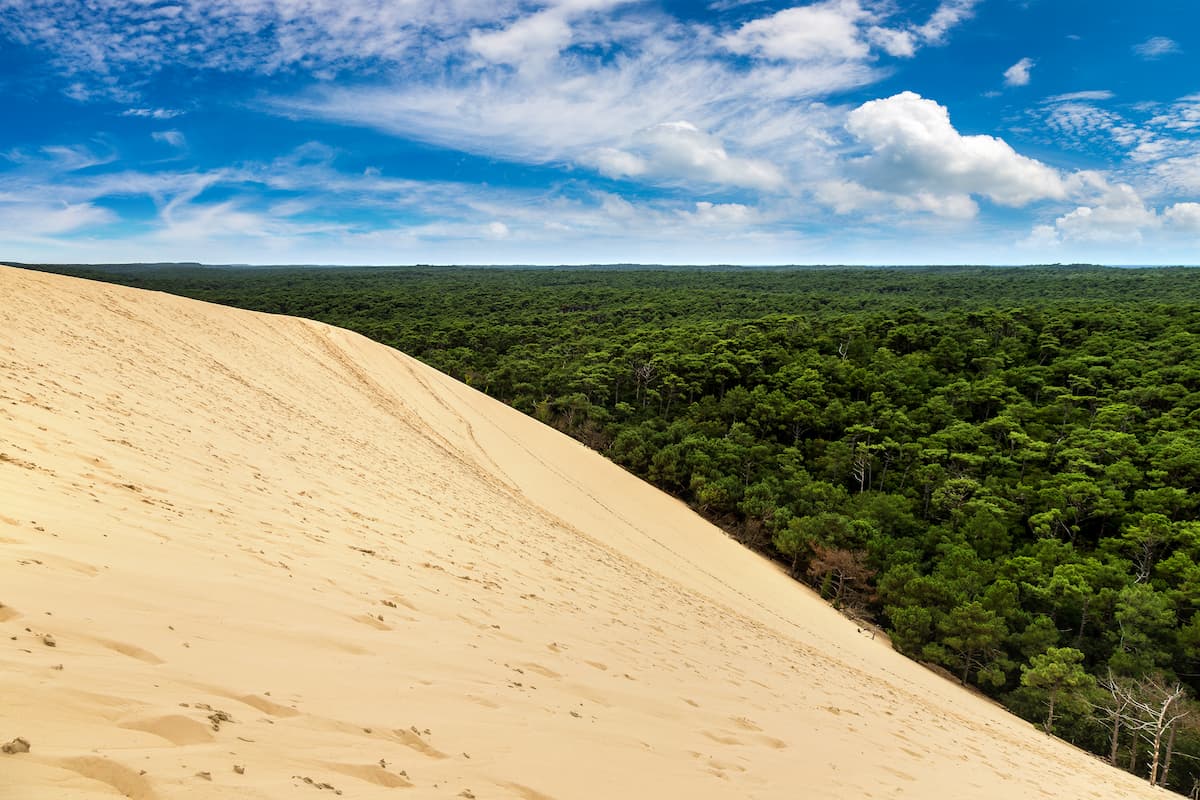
[0,265,1161,799]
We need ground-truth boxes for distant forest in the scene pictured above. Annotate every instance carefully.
[26,262,1200,794]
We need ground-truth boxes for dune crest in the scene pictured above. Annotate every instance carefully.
[0,266,1159,798]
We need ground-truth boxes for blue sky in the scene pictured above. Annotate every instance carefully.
[1,0,1197,265]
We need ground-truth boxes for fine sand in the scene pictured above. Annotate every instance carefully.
[0,265,1163,799]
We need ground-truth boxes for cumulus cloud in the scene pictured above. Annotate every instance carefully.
[1164,202,1200,232]
[1133,36,1180,59]
[586,121,783,190]
[867,26,916,58]
[586,148,648,179]
[469,1,632,72]
[845,91,1067,208]
[471,11,572,69]
[682,201,756,226]
[1030,184,1168,246]
[1054,189,1158,243]
[722,0,872,62]
[721,0,979,64]
[1003,57,1035,87]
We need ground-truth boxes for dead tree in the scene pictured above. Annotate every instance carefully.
[1096,671,1137,765]
[1104,675,1190,786]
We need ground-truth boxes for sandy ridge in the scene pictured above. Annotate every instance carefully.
[0,265,1161,799]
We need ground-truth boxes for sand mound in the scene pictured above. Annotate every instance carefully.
[0,265,1159,799]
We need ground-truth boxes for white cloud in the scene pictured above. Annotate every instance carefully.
[471,10,572,70]
[1164,202,1200,232]
[899,191,978,219]
[486,220,511,238]
[588,121,784,190]
[1034,184,1162,245]
[0,201,115,236]
[720,0,978,63]
[722,0,872,62]
[585,148,648,179]
[3,143,116,172]
[814,178,977,219]
[682,201,756,226]
[1133,36,1180,59]
[152,130,187,149]
[1042,102,1123,140]
[123,107,185,119]
[468,1,634,72]
[1003,57,1035,87]
[915,0,982,45]
[813,179,887,215]
[1149,96,1200,132]
[1045,90,1114,103]
[845,91,1068,207]
[1152,154,1200,193]
[1020,224,1060,250]
[866,26,916,57]
[274,42,854,190]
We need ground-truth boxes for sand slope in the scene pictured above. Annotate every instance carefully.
[0,265,1160,799]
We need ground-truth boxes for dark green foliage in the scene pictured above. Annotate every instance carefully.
[24,261,1200,790]
[1020,647,1095,734]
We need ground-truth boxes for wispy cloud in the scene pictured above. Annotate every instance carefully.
[123,108,185,120]
[151,130,187,149]
[1044,90,1114,103]
[1133,36,1180,59]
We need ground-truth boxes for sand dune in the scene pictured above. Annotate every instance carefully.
[0,265,1160,799]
